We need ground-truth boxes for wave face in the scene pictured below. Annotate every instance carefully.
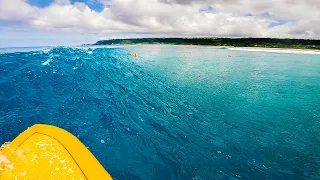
[1,45,320,180]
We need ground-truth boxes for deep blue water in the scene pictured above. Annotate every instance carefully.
[0,45,320,180]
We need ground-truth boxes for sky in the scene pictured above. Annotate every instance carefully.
[0,0,319,47]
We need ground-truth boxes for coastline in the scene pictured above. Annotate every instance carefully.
[226,46,320,54]
[95,43,320,54]
[2,44,320,55]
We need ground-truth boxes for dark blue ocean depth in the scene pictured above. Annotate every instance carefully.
[0,45,320,179]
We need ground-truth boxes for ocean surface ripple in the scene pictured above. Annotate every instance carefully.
[0,45,320,180]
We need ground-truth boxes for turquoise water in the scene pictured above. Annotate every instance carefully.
[0,45,320,179]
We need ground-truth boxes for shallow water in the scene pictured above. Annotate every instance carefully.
[0,45,319,180]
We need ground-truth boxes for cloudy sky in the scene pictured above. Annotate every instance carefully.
[0,0,319,47]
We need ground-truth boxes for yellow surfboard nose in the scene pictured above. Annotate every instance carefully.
[0,124,112,180]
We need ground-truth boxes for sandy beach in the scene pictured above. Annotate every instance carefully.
[228,46,320,54]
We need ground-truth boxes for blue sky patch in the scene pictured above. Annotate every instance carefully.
[261,12,271,18]
[268,20,287,28]
[199,6,215,13]
[27,0,53,8]
[27,0,106,12]
[71,0,105,12]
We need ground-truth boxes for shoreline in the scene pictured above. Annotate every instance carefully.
[1,44,320,55]
[101,43,320,54]
[227,46,320,54]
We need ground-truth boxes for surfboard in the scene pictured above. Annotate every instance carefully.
[0,124,112,180]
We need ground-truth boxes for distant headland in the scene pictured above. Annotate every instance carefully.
[93,38,320,50]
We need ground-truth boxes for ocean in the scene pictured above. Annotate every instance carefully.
[0,45,319,179]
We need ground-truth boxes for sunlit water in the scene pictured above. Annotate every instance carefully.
[0,45,319,180]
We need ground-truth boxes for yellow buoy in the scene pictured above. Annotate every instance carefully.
[0,124,112,180]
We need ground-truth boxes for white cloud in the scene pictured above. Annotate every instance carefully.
[99,0,112,7]
[54,0,71,5]
[0,0,319,39]
[0,0,38,21]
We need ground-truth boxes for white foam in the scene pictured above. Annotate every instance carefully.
[229,47,320,55]
[41,49,51,53]
[42,60,51,66]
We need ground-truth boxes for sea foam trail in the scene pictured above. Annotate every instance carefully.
[229,47,320,54]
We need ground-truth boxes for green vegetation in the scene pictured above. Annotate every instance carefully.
[94,38,320,49]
